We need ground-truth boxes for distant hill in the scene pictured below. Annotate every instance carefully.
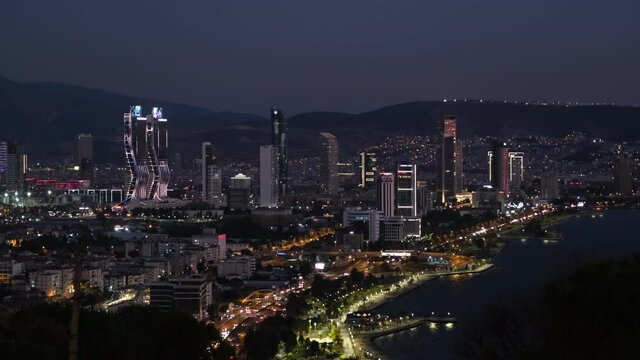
[0,75,264,162]
[279,101,640,158]
[2,76,640,163]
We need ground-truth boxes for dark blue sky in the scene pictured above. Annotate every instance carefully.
[2,0,639,114]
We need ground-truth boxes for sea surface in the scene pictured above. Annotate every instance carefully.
[373,210,640,360]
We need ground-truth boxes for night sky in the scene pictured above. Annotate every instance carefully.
[2,0,639,114]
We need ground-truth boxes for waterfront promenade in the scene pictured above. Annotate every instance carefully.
[341,263,493,359]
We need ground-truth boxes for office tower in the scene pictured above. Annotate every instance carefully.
[488,142,510,194]
[260,145,279,208]
[150,274,212,321]
[614,154,632,196]
[0,142,26,192]
[343,207,384,242]
[509,151,525,191]
[455,142,464,192]
[436,115,460,203]
[154,109,171,199]
[396,163,417,217]
[77,134,93,162]
[319,132,339,194]
[121,105,170,206]
[359,152,378,188]
[271,107,288,195]
[228,173,251,210]
[417,180,433,215]
[230,173,251,190]
[337,162,355,177]
[540,172,559,200]
[0,142,7,189]
[77,134,94,183]
[377,172,395,217]
[382,217,405,242]
[0,142,6,175]
[201,142,222,205]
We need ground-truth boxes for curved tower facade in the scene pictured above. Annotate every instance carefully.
[116,105,170,209]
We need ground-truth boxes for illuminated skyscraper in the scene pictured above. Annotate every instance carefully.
[377,172,395,217]
[488,142,510,194]
[436,115,460,203]
[396,163,417,217]
[271,107,288,195]
[228,173,251,210]
[508,151,525,191]
[455,142,464,192]
[120,105,170,207]
[202,142,222,205]
[260,145,279,208]
[359,152,378,188]
[319,132,339,194]
[0,141,26,192]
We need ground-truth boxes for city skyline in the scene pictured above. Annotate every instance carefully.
[2,3,640,360]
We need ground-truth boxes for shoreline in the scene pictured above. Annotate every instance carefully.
[348,264,494,359]
[351,211,582,359]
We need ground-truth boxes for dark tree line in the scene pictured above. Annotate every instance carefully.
[457,253,640,360]
[0,304,235,360]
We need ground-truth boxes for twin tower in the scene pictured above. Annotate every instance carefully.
[120,105,170,207]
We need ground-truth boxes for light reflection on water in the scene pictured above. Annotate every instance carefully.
[372,210,640,360]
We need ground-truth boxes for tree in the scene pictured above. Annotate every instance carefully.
[349,268,365,286]
[298,260,312,277]
[457,254,640,360]
[0,304,235,360]
[245,316,296,360]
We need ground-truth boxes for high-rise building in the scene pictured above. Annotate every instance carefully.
[201,142,222,205]
[343,207,384,242]
[77,134,93,162]
[150,274,212,321]
[0,142,7,176]
[260,145,279,208]
[509,151,525,191]
[120,106,170,206]
[488,142,510,194]
[230,173,251,190]
[417,180,434,215]
[228,173,251,210]
[436,115,460,203]
[377,172,395,217]
[540,172,559,200]
[382,217,404,242]
[0,141,26,192]
[614,154,632,196]
[455,142,464,193]
[319,132,339,194]
[77,134,94,183]
[359,152,378,188]
[396,163,417,217]
[271,107,288,195]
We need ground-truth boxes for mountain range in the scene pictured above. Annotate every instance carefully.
[2,75,640,163]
